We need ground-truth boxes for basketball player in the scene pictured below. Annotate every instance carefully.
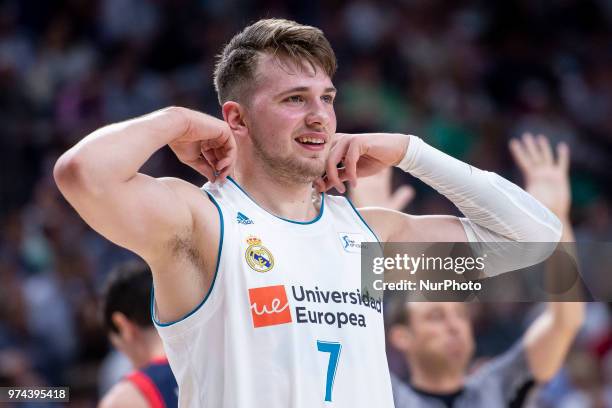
[54,19,561,407]
[99,261,178,408]
[384,134,584,407]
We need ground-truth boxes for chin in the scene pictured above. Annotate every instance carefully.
[293,161,325,181]
[291,171,322,184]
[258,146,327,184]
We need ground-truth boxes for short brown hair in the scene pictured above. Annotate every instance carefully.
[101,260,152,334]
[213,18,337,105]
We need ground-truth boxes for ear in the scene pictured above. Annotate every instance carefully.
[222,101,249,138]
[389,324,412,353]
[111,312,137,342]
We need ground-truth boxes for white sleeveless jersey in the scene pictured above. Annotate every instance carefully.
[153,177,394,408]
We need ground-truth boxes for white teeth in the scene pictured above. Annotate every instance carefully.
[297,137,324,144]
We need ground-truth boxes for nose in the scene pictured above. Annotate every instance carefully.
[305,98,331,130]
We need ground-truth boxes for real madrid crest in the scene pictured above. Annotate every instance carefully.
[245,236,274,273]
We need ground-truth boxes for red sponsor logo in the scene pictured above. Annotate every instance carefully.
[248,285,292,328]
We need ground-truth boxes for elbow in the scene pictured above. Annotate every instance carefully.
[54,151,83,192]
[53,150,102,197]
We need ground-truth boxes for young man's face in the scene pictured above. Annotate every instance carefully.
[244,53,337,183]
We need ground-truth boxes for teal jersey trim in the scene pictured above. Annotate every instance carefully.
[344,196,381,243]
[151,191,224,327]
[227,176,325,225]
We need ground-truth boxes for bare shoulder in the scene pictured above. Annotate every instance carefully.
[357,207,467,242]
[98,380,149,408]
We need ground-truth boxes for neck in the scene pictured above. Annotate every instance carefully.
[408,358,465,394]
[131,331,167,370]
[234,165,320,222]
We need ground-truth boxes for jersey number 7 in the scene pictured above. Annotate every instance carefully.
[317,340,342,402]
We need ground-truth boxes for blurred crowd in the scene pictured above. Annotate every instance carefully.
[0,0,611,406]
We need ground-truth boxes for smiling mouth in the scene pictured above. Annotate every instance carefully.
[293,131,326,152]
[295,136,326,145]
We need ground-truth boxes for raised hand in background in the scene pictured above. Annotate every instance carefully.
[509,132,571,224]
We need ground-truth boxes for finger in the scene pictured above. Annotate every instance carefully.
[557,142,570,172]
[330,133,346,150]
[342,140,361,189]
[336,168,352,191]
[321,175,340,193]
[326,139,350,193]
[522,132,540,164]
[203,129,230,149]
[389,185,415,211]
[191,159,216,182]
[536,134,553,165]
[212,144,230,162]
[217,141,238,175]
[216,156,234,171]
[217,161,233,181]
[313,178,326,194]
[217,146,236,172]
[200,149,218,169]
[509,138,531,173]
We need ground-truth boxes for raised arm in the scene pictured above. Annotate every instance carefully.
[510,134,585,382]
[319,132,561,275]
[54,107,236,322]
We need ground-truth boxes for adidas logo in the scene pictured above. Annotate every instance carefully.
[237,212,254,225]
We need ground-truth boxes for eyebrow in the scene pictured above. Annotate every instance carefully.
[276,86,337,97]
